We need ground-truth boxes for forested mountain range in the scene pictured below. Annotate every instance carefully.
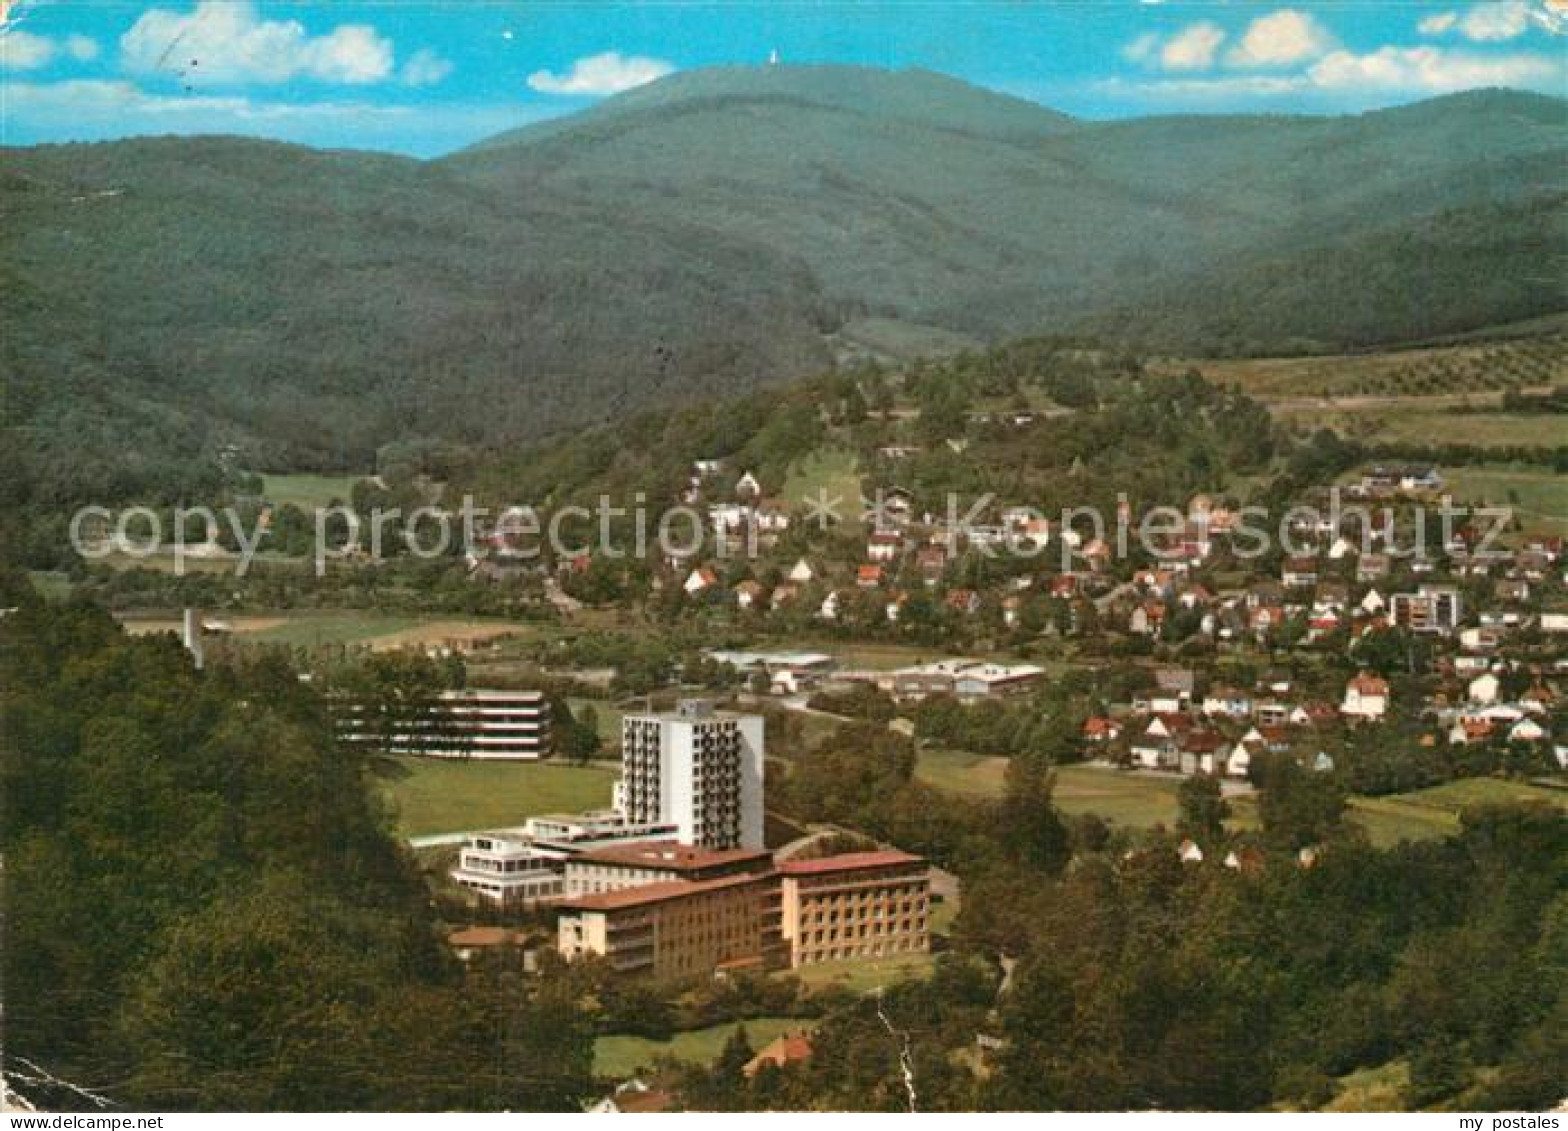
[3,66,1564,498]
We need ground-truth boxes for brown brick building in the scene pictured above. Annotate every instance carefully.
[777,850,930,968]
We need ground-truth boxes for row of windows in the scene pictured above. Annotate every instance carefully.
[797,937,927,964]
[802,902,926,927]
[803,918,925,945]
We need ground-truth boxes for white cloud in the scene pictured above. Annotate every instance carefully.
[1309,43,1560,90]
[0,77,559,156]
[120,1,394,85]
[1418,11,1459,35]
[1097,41,1563,107]
[1122,31,1159,64]
[0,27,98,68]
[526,50,674,96]
[1,28,54,68]
[299,24,393,84]
[1160,22,1227,70]
[1227,9,1334,67]
[1458,0,1531,40]
[400,47,451,87]
[1120,21,1230,72]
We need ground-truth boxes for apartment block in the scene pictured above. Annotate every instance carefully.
[1390,584,1463,635]
[340,688,552,759]
[555,871,783,979]
[777,851,931,968]
[619,700,764,849]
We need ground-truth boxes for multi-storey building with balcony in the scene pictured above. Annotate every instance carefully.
[777,850,931,968]
[339,688,552,759]
[1391,584,1463,635]
[449,832,566,906]
[555,870,783,979]
[618,700,764,850]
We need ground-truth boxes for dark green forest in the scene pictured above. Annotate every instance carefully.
[3,593,1563,1111]
[0,592,593,1110]
[4,69,1564,517]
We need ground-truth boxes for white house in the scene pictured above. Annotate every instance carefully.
[1226,740,1259,780]
[787,558,816,584]
[1509,718,1547,743]
[867,531,902,562]
[1341,673,1390,721]
[684,567,719,596]
[1201,687,1253,720]
[1467,672,1501,705]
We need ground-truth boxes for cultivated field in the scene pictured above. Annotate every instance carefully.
[1275,406,1568,450]
[1185,330,1566,399]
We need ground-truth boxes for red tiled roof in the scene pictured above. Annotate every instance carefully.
[615,1089,676,1113]
[777,850,924,876]
[557,870,772,913]
[744,1034,814,1077]
[447,927,526,948]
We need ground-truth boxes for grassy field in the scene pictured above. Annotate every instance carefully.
[89,549,311,574]
[594,1017,804,1079]
[917,751,1562,847]
[915,752,1185,826]
[789,951,936,994]
[116,609,539,653]
[1274,405,1567,450]
[1360,411,1567,449]
[915,748,1010,798]
[1443,465,1568,535]
[378,755,616,837]
[27,571,73,599]
[837,315,981,361]
[258,472,366,511]
[779,447,861,514]
[567,697,625,741]
[1054,765,1184,828]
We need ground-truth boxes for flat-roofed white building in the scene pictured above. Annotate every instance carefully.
[450,832,565,906]
[450,813,680,906]
[870,659,1046,702]
[341,688,552,760]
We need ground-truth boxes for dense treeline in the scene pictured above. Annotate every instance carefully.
[0,594,593,1110]
[746,718,1568,1112]
[4,80,1564,543]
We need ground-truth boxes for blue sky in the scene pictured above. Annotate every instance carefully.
[2,1,1564,156]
